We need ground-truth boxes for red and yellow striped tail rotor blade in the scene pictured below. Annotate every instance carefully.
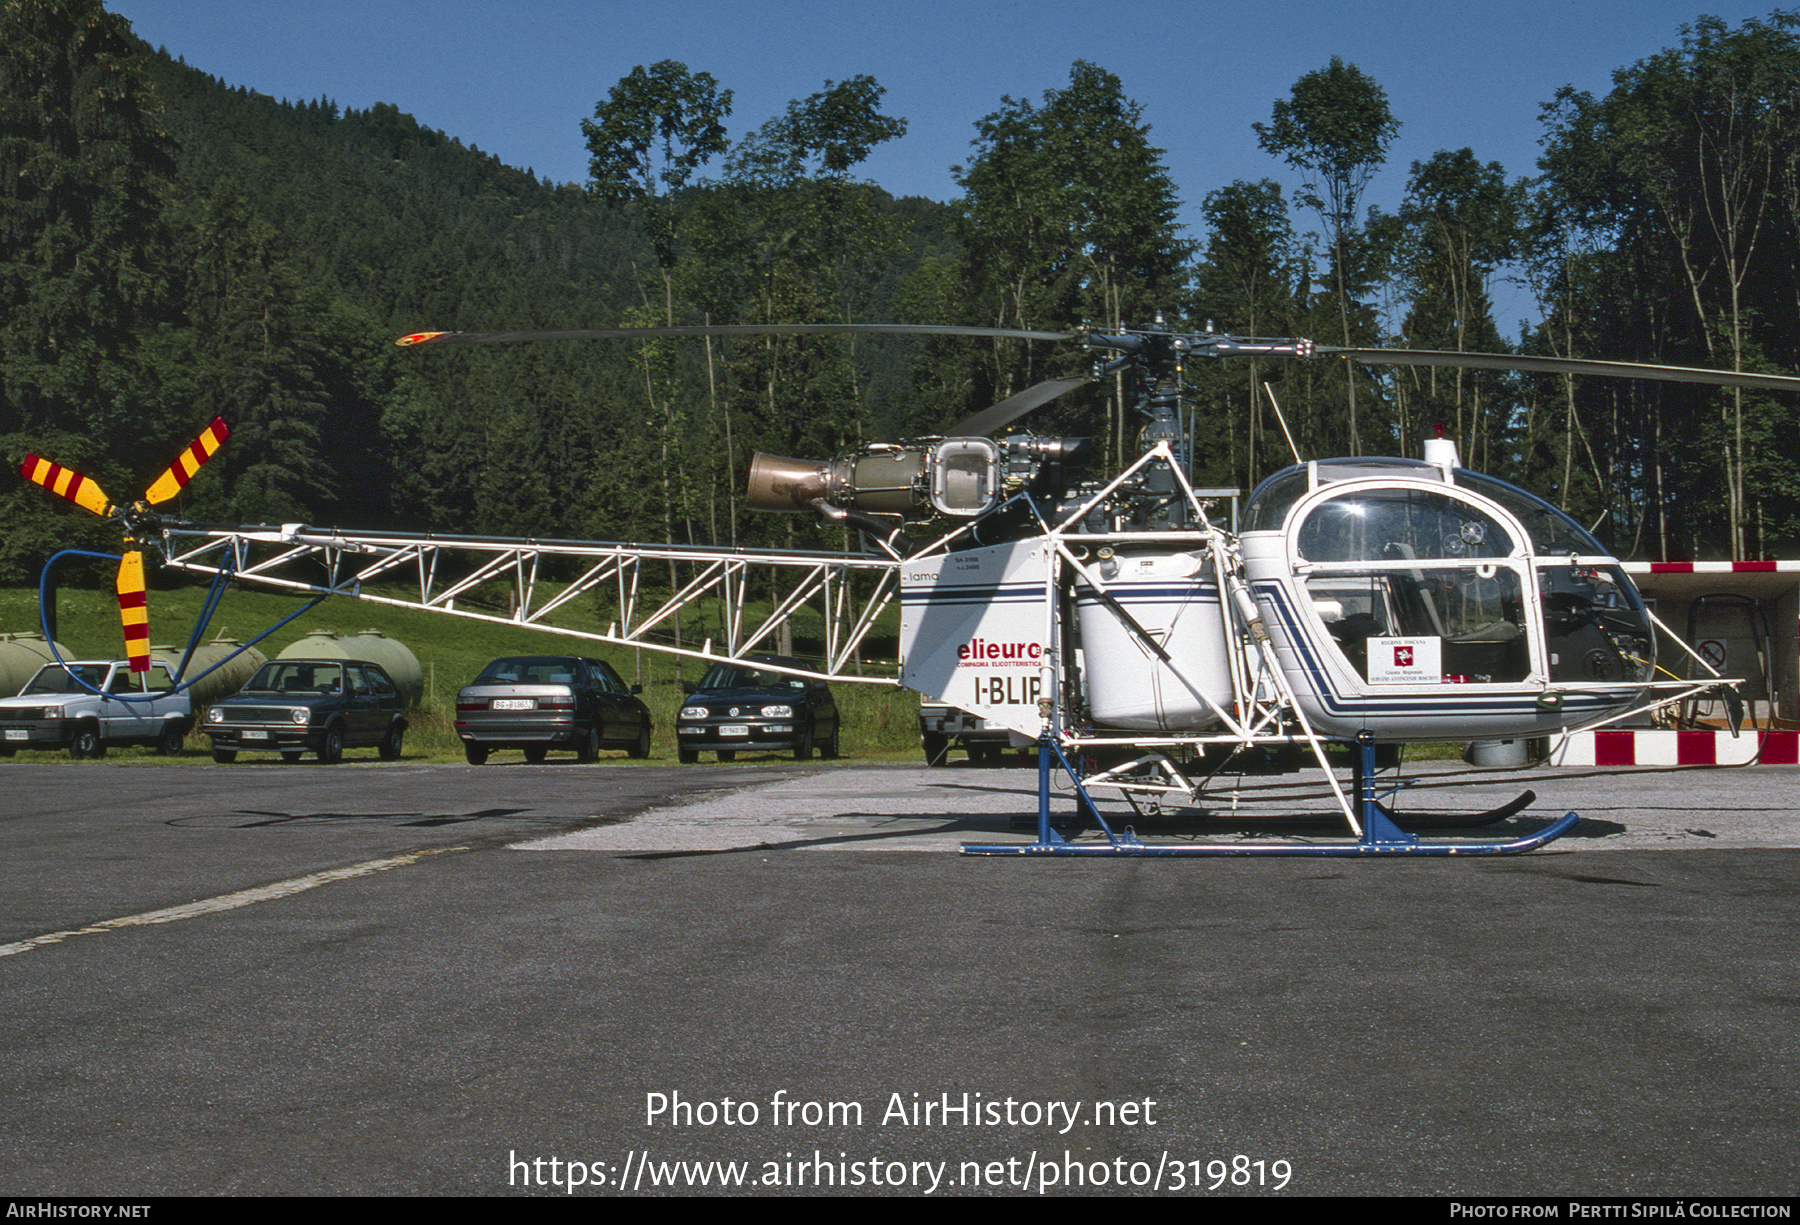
[19,455,113,519]
[117,550,151,674]
[143,417,230,506]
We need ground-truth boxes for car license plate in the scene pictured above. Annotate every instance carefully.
[718,725,750,737]
[243,730,269,741]
[492,698,535,711]
[4,729,25,741]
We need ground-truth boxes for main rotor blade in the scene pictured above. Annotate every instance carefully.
[20,455,113,518]
[948,377,1091,437]
[1318,346,1800,394]
[117,550,150,674]
[397,323,1077,347]
[144,417,231,506]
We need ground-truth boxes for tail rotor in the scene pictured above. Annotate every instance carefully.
[18,418,231,672]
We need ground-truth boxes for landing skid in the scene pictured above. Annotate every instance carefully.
[1123,790,1535,834]
[1112,786,1536,831]
[1375,791,1536,830]
[1351,751,1537,829]
[961,739,1577,858]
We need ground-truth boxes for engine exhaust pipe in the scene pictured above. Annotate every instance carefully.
[746,453,833,512]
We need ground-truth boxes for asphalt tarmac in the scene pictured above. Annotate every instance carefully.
[0,756,1795,1197]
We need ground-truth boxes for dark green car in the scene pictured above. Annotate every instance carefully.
[204,659,408,764]
[676,656,840,763]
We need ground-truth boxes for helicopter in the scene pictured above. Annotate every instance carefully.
[23,321,1794,856]
[391,319,1789,855]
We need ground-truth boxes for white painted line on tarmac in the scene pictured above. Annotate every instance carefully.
[0,845,468,959]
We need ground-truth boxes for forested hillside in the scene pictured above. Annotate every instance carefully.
[4,0,1800,573]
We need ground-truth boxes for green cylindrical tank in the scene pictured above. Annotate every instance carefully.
[150,638,267,704]
[0,633,74,697]
[278,629,423,708]
[345,630,424,707]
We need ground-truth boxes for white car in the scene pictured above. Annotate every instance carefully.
[0,660,192,759]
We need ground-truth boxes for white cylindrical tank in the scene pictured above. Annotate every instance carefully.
[150,638,266,704]
[279,629,423,708]
[1075,551,1233,731]
[345,630,423,707]
[0,633,74,697]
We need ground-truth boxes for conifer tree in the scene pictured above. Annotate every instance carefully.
[0,0,177,439]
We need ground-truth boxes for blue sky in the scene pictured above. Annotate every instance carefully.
[110,0,1788,335]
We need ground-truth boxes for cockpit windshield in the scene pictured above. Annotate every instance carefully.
[1296,487,1515,563]
[1244,460,1613,560]
[1243,466,1310,533]
[1451,471,1608,556]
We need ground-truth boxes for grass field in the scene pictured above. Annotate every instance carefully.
[1,578,1472,770]
[0,578,924,765]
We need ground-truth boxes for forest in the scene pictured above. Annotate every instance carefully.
[4,0,1800,585]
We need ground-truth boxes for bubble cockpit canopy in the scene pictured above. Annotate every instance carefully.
[1244,459,1610,558]
[1243,459,1653,688]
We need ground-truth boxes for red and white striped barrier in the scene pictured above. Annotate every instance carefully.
[1552,728,1800,766]
[1626,559,1800,575]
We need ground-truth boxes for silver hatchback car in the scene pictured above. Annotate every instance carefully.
[455,656,652,764]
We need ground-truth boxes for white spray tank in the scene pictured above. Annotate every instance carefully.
[1424,423,1462,470]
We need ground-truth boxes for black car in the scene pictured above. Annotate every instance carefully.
[455,656,651,764]
[205,659,408,763]
[676,657,839,763]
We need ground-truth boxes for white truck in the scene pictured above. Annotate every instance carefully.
[918,701,1020,766]
[0,660,192,759]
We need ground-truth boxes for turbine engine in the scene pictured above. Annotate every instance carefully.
[747,435,1091,523]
